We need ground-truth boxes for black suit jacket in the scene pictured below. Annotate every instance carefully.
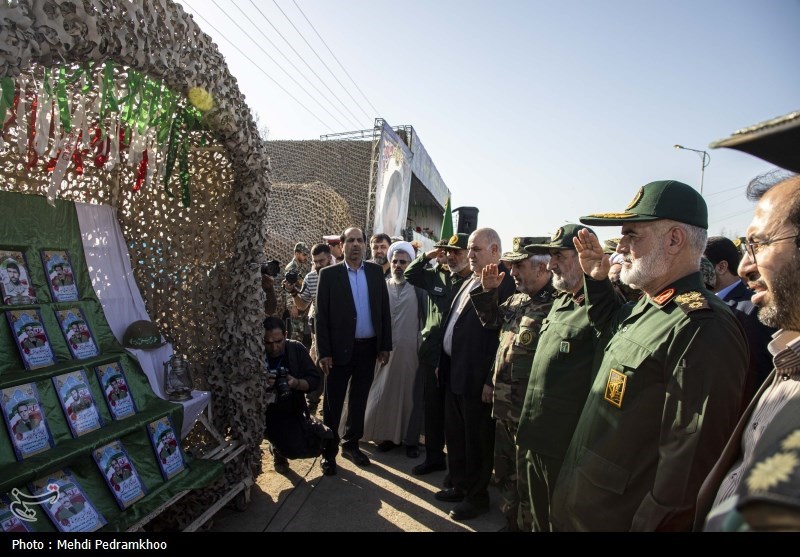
[315,260,392,366]
[444,264,515,397]
[722,281,777,405]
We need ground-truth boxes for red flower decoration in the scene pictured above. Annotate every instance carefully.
[114,484,120,492]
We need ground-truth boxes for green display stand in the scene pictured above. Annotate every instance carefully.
[0,191,222,532]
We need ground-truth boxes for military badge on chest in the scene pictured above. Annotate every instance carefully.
[604,369,627,408]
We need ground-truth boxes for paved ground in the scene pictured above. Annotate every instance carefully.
[209,439,506,533]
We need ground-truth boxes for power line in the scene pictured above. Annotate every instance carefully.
[714,207,753,223]
[703,184,745,197]
[291,0,380,118]
[708,190,748,208]
[249,0,370,129]
[183,0,337,132]
[210,0,356,130]
[226,0,362,130]
[269,0,373,125]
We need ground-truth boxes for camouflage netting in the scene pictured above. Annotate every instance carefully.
[0,0,271,527]
[264,140,372,257]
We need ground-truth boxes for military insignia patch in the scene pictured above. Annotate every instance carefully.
[604,369,627,408]
[745,452,798,492]
[519,330,533,346]
[513,237,521,251]
[626,186,644,211]
[448,235,459,246]
[552,227,564,242]
[559,341,570,353]
[674,291,709,313]
[653,288,675,305]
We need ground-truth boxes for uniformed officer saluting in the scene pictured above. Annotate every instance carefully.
[550,180,749,532]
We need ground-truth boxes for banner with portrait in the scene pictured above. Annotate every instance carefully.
[372,123,412,237]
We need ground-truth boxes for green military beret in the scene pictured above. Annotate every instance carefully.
[501,236,550,262]
[603,238,621,255]
[579,180,708,230]
[525,224,594,254]
[710,110,800,173]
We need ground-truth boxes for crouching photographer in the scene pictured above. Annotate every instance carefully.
[263,316,333,474]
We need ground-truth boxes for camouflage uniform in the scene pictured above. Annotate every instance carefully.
[284,257,311,345]
[472,285,554,530]
[470,235,554,532]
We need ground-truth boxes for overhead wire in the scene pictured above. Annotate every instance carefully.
[183,0,338,132]
[291,0,380,119]
[227,0,363,131]
[262,0,371,128]
[209,0,354,131]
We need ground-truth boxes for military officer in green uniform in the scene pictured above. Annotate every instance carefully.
[550,180,749,531]
[470,236,554,531]
[404,233,472,474]
[514,223,601,531]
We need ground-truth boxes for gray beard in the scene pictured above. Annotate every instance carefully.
[390,275,406,285]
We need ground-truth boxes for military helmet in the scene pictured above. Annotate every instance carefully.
[122,320,166,350]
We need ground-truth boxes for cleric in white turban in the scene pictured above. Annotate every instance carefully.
[387,241,416,264]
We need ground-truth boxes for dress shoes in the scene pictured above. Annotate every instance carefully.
[412,460,446,475]
[321,457,337,476]
[341,446,371,466]
[375,440,399,452]
[434,488,465,503]
[405,445,420,459]
[449,501,489,521]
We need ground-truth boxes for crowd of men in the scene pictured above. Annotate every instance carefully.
[258,111,800,531]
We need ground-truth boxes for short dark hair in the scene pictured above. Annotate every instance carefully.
[263,316,285,334]
[6,261,19,272]
[705,236,741,276]
[311,243,330,256]
[340,227,366,244]
[369,233,392,246]
[746,171,800,250]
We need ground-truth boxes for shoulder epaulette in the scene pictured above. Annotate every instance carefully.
[673,291,710,314]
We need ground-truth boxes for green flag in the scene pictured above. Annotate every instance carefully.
[440,196,453,240]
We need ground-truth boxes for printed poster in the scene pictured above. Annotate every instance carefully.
[53,370,103,437]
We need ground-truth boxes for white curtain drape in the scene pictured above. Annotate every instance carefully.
[75,202,210,438]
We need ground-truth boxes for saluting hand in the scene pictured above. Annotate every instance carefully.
[480,263,505,291]
[574,228,610,281]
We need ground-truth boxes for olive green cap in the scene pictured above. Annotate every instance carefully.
[441,233,469,251]
[603,238,621,255]
[579,180,708,230]
[501,236,549,262]
[525,224,593,254]
[709,110,800,173]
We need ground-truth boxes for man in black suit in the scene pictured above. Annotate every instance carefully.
[315,227,392,476]
[705,236,777,406]
[435,227,516,521]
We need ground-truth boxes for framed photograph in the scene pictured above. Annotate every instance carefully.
[0,493,32,532]
[92,440,146,510]
[29,469,106,533]
[147,416,186,481]
[0,250,36,305]
[5,309,56,370]
[0,383,55,460]
[54,307,100,360]
[41,250,78,303]
[52,370,103,438]
[94,362,137,420]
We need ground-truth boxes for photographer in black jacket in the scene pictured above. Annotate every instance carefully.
[263,316,327,473]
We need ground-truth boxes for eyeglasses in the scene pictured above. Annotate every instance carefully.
[744,234,799,265]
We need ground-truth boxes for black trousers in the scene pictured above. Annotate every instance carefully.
[442,354,495,507]
[323,338,377,455]
[420,360,446,462]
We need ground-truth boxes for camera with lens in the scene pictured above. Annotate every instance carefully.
[284,270,299,285]
[261,260,281,278]
[268,367,292,400]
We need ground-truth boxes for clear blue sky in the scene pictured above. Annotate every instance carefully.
[179,0,799,247]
